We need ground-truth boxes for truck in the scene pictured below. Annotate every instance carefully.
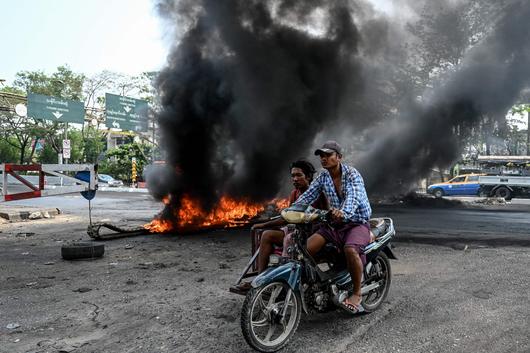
[478,175,530,200]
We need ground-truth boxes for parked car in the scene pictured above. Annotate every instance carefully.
[427,174,484,198]
[98,174,124,187]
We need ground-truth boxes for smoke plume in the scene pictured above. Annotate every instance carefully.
[152,0,376,211]
[358,0,530,191]
[150,0,530,217]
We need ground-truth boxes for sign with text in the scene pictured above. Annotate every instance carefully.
[105,93,148,132]
[27,93,85,124]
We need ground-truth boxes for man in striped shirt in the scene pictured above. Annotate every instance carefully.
[294,140,372,313]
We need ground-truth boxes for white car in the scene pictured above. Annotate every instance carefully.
[98,174,124,187]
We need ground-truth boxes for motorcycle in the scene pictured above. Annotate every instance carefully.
[231,204,397,352]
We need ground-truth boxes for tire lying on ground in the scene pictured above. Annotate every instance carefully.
[61,242,105,260]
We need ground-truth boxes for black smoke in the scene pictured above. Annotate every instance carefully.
[152,0,369,212]
[150,0,530,218]
[358,0,530,192]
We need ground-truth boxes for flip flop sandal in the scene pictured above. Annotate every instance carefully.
[340,298,365,315]
[229,282,252,295]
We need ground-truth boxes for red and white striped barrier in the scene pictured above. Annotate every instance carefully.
[0,164,97,202]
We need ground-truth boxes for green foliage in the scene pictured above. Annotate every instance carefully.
[98,143,151,183]
[0,86,25,95]
[1,66,86,164]
[37,143,59,164]
[510,104,530,115]
[13,65,85,100]
[65,130,84,162]
[2,67,158,166]
[83,127,106,163]
[0,137,20,163]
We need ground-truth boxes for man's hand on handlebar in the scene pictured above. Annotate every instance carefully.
[330,208,344,223]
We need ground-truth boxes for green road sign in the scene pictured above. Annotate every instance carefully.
[105,93,148,132]
[27,93,85,124]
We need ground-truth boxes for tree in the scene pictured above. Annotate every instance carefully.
[82,126,106,163]
[1,66,158,165]
[13,65,85,99]
[0,136,20,163]
[406,0,500,88]
[83,70,159,160]
[509,104,530,155]
[0,87,40,163]
[99,142,151,183]
[403,0,513,160]
[0,66,87,163]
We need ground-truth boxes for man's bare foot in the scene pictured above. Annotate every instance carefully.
[346,293,362,306]
[340,293,363,314]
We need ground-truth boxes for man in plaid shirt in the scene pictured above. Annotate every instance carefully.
[294,140,372,314]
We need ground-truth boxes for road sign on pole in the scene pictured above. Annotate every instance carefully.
[27,93,85,124]
[105,93,148,132]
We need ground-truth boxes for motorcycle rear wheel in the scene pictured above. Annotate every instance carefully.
[241,281,301,352]
[362,252,392,312]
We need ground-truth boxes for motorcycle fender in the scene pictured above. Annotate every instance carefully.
[383,246,397,260]
[251,262,302,290]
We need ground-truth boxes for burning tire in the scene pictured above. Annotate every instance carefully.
[61,242,105,260]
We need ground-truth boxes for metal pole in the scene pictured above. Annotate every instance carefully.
[526,111,530,156]
[65,122,68,164]
[152,117,155,162]
[1,164,8,196]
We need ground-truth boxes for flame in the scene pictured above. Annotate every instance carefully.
[144,218,173,233]
[144,195,288,233]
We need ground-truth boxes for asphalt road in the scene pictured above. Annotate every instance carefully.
[0,193,529,353]
[4,191,530,245]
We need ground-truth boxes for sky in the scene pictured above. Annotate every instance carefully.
[0,0,169,85]
[0,0,397,86]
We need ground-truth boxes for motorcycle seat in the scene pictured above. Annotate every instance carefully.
[369,218,387,239]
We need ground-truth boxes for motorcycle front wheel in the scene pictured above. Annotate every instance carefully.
[362,252,392,312]
[241,281,301,352]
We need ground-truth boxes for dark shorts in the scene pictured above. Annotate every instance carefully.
[316,222,371,265]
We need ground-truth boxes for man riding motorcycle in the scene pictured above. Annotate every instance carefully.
[232,142,395,351]
[294,140,372,314]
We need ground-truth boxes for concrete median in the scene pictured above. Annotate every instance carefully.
[0,206,61,222]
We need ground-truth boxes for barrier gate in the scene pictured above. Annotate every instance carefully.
[0,164,97,202]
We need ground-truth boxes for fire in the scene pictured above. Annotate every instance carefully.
[144,195,288,233]
[144,218,173,233]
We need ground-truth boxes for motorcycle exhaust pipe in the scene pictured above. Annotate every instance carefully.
[331,285,349,306]
[361,282,380,295]
[331,282,381,306]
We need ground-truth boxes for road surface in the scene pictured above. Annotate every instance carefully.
[0,193,529,352]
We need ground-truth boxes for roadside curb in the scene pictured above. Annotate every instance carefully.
[98,187,149,193]
[0,208,61,222]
